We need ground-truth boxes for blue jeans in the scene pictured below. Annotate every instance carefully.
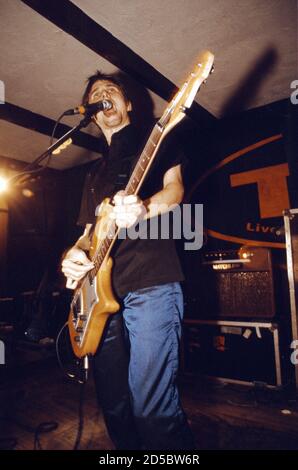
[93,282,195,450]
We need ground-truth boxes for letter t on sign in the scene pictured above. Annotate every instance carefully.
[230,163,290,218]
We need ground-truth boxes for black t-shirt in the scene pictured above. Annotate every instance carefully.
[77,124,185,298]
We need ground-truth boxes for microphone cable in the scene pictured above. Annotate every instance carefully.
[73,380,86,450]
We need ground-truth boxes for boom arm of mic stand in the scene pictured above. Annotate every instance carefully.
[9,115,93,184]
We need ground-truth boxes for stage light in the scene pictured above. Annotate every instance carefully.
[239,245,253,260]
[0,176,8,193]
[22,188,34,198]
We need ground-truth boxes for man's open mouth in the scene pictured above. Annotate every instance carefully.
[104,103,115,116]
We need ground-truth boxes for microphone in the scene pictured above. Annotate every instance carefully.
[64,100,113,116]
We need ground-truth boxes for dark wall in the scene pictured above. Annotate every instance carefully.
[4,165,66,295]
[181,99,297,247]
[1,155,99,297]
[180,98,297,324]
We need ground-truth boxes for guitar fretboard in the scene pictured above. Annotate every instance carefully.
[125,124,163,195]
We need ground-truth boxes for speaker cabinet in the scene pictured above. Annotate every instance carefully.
[185,247,276,319]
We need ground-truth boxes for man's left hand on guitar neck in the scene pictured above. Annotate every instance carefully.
[110,164,184,229]
[110,191,147,229]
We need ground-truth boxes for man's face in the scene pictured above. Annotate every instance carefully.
[88,79,132,134]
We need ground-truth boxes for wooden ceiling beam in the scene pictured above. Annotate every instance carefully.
[0,102,104,153]
[21,0,215,124]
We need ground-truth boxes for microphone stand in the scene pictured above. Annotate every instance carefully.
[9,114,93,183]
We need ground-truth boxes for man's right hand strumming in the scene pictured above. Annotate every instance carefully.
[61,246,94,289]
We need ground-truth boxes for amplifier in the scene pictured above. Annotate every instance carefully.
[185,247,276,319]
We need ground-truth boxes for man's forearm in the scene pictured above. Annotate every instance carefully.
[143,181,184,219]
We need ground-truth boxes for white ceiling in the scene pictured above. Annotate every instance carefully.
[0,0,296,169]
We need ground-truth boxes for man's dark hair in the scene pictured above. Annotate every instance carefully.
[82,70,130,105]
[82,70,154,137]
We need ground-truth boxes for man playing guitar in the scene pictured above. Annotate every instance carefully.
[62,71,195,450]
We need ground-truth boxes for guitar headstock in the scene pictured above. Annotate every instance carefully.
[159,50,214,134]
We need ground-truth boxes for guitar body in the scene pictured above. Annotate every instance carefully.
[68,199,120,358]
